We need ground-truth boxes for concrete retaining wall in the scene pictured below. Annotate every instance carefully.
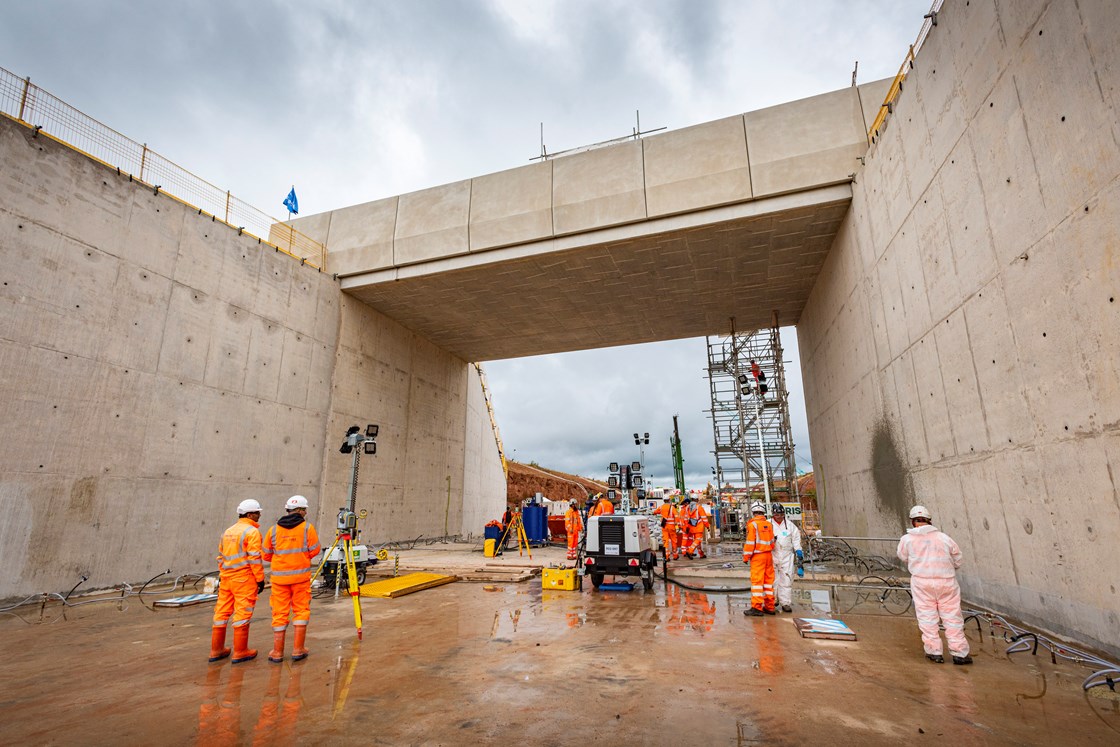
[799,0,1120,655]
[0,114,505,599]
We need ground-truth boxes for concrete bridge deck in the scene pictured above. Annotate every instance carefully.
[292,80,890,360]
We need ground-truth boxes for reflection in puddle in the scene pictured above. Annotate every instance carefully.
[196,661,308,747]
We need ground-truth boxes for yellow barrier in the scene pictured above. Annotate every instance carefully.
[867,0,944,145]
[0,66,326,271]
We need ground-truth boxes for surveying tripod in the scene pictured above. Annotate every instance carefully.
[310,509,365,639]
[496,508,532,559]
[309,424,379,641]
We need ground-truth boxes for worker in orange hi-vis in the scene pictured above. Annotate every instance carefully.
[589,494,614,517]
[674,498,687,558]
[564,500,584,560]
[686,499,710,559]
[211,499,266,663]
[677,497,698,558]
[262,495,321,664]
[742,502,776,616]
[655,496,680,560]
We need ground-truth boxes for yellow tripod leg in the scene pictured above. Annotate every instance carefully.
[344,537,363,640]
[310,533,342,585]
[519,518,532,560]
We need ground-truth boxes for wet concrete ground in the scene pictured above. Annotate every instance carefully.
[1,547,1117,745]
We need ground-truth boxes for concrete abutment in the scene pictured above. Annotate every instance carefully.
[0,114,505,600]
[798,0,1120,657]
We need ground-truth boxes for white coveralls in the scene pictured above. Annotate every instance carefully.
[772,516,802,609]
[896,524,969,658]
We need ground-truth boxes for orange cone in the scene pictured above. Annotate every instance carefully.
[231,625,257,664]
[208,626,231,663]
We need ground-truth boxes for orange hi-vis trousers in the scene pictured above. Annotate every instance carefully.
[269,582,312,632]
[213,576,259,628]
[662,525,679,558]
[685,529,705,557]
[749,551,776,611]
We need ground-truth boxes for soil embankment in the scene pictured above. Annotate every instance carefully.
[506,461,606,505]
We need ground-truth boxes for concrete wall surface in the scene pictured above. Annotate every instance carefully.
[798,0,1120,655]
[316,296,506,545]
[0,115,505,598]
[292,80,888,278]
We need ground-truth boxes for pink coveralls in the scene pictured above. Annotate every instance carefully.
[896,524,969,658]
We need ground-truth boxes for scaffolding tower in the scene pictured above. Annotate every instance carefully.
[706,313,799,512]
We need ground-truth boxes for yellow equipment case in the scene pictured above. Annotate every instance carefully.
[541,567,581,591]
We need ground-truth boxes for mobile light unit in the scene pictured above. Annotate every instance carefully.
[310,424,379,640]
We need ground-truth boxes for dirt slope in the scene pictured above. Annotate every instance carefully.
[506,461,607,506]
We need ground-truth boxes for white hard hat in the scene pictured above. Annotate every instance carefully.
[909,505,932,520]
[237,499,262,515]
[286,495,309,510]
[750,502,765,514]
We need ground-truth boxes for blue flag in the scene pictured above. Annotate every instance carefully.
[283,187,299,215]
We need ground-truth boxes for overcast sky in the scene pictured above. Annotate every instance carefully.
[3,0,932,489]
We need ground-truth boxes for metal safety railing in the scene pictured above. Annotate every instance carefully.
[867,0,945,144]
[0,66,326,270]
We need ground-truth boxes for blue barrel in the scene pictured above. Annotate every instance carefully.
[484,524,502,542]
[522,504,547,544]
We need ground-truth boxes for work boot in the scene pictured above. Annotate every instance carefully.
[952,655,973,665]
[744,608,764,617]
[698,551,707,559]
[926,653,945,664]
[763,608,776,616]
[208,626,231,663]
[291,625,309,661]
[268,630,286,664]
[231,625,257,664]
[781,605,792,613]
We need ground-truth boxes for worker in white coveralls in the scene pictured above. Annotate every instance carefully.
[896,505,973,665]
[770,504,803,613]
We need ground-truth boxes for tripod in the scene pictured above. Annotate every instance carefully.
[308,424,379,641]
[311,516,364,640]
[496,509,532,559]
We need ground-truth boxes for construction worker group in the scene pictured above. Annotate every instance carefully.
[656,495,710,560]
[209,496,321,665]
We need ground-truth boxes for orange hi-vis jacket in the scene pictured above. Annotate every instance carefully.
[263,519,321,585]
[743,515,775,561]
[655,502,678,528]
[589,500,615,517]
[683,503,709,531]
[218,517,264,583]
[564,507,584,537]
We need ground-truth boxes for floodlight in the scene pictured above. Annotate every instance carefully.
[738,374,749,385]
[633,433,639,440]
[366,424,379,438]
[346,425,361,436]
[609,462,619,473]
[363,442,377,455]
[631,461,641,471]
[608,476,619,488]
[607,489,617,501]
[632,476,643,487]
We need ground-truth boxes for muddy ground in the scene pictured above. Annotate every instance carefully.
[1,543,1117,745]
